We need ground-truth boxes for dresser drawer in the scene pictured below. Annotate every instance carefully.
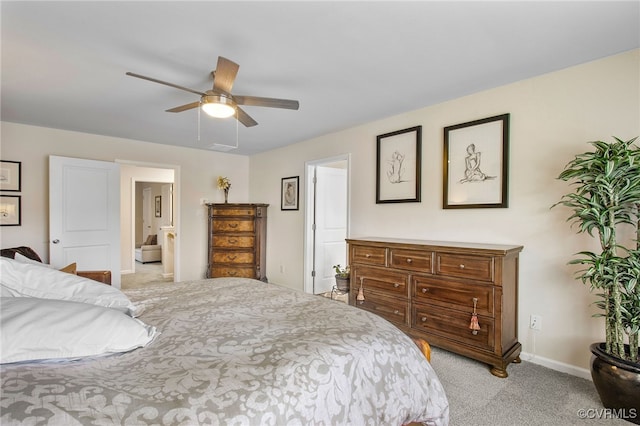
[211,207,256,216]
[213,219,255,233]
[389,248,434,273]
[210,266,256,278]
[353,266,408,298]
[351,245,387,266]
[413,276,494,317]
[212,235,255,248]
[356,291,408,326]
[436,253,494,282]
[212,251,254,264]
[412,304,495,352]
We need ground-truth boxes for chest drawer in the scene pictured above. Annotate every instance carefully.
[356,291,409,326]
[351,245,387,266]
[212,251,254,264]
[210,266,256,278]
[213,219,254,233]
[211,207,256,216]
[412,304,495,352]
[353,266,408,298]
[413,276,494,317]
[389,248,434,273]
[436,253,494,282]
[212,235,255,248]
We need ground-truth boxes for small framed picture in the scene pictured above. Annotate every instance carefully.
[281,176,299,211]
[376,126,422,203]
[0,195,21,226]
[443,114,510,209]
[0,161,21,192]
[155,195,162,217]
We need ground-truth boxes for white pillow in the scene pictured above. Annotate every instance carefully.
[0,257,137,316]
[0,297,158,364]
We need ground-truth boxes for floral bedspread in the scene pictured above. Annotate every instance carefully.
[1,278,449,425]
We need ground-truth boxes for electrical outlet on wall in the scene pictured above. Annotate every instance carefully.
[530,314,542,331]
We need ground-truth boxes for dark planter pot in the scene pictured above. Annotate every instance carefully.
[590,343,640,424]
[335,275,350,292]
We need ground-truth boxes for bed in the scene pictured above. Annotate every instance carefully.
[0,261,449,425]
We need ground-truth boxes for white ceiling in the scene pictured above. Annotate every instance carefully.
[2,1,638,156]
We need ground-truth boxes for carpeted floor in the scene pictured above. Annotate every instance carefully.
[429,346,631,426]
[121,261,172,290]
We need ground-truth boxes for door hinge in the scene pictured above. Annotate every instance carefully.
[311,270,316,277]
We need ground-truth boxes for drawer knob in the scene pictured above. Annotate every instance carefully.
[421,288,429,293]
[227,255,237,261]
[406,258,413,263]
[365,253,371,258]
[394,310,400,315]
[459,264,465,269]
[228,223,238,228]
[229,239,238,244]
[393,283,400,288]
[421,317,427,322]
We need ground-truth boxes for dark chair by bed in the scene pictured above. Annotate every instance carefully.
[0,246,112,285]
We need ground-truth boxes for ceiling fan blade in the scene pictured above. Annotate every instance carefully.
[236,107,258,127]
[166,101,200,113]
[126,72,206,96]
[234,95,299,110]
[212,56,239,95]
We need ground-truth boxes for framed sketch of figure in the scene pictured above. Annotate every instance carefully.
[376,126,422,204]
[443,114,510,209]
[281,176,299,211]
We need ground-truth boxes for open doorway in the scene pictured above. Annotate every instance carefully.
[119,162,179,289]
[303,154,350,295]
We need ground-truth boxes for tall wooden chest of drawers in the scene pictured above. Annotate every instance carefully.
[347,237,523,377]
[206,203,268,282]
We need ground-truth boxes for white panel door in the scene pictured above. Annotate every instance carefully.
[49,156,121,287]
[313,166,348,294]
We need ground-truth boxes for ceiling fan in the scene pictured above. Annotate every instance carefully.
[126,56,299,127]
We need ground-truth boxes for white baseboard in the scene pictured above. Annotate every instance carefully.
[121,269,134,275]
[520,351,592,381]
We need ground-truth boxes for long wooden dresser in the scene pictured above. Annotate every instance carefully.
[206,203,268,282]
[347,237,523,377]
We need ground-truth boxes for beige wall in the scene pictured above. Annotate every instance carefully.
[249,49,640,374]
[0,123,250,282]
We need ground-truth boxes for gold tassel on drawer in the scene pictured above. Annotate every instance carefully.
[356,277,365,302]
[469,297,480,335]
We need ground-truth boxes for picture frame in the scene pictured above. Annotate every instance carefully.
[0,195,21,226]
[281,176,299,211]
[376,126,422,203]
[0,160,21,192]
[155,195,162,217]
[443,113,510,209]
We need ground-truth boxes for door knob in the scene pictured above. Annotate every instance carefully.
[52,239,60,244]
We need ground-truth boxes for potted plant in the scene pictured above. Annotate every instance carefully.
[333,264,350,292]
[554,136,640,421]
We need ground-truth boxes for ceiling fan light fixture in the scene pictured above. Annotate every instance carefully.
[201,94,236,118]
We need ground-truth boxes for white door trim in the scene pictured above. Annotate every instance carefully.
[303,154,351,294]
[117,159,181,282]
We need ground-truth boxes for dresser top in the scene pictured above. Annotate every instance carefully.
[346,236,523,255]
[206,203,269,207]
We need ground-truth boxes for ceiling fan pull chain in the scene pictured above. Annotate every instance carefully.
[197,105,201,141]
